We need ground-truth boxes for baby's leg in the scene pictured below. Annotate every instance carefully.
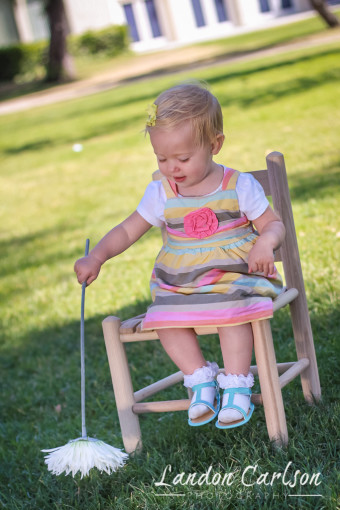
[157,328,205,375]
[157,328,218,420]
[218,323,253,374]
[217,324,254,423]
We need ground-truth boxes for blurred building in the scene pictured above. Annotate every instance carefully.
[1,0,339,50]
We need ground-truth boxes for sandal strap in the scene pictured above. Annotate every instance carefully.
[189,380,219,413]
[222,387,251,395]
[220,387,252,419]
[190,399,219,413]
[220,402,248,420]
[191,380,217,392]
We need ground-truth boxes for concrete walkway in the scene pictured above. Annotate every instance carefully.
[0,30,339,116]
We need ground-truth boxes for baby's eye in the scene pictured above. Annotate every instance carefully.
[179,158,189,162]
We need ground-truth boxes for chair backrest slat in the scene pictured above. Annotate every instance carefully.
[266,151,303,290]
[248,169,271,196]
[248,168,282,262]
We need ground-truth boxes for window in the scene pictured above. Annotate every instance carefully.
[258,0,270,12]
[281,0,292,7]
[123,3,139,42]
[145,0,162,37]
[214,0,228,22]
[191,0,206,27]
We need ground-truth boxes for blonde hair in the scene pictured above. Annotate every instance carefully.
[145,82,223,147]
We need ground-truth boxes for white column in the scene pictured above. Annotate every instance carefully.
[202,0,219,25]
[13,0,33,42]
[162,0,196,44]
[269,0,281,16]
[156,0,176,41]
[134,0,152,41]
[229,0,261,26]
[63,0,76,34]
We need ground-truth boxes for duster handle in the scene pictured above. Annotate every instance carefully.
[81,239,90,438]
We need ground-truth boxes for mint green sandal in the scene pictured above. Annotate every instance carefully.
[215,387,254,429]
[188,380,220,427]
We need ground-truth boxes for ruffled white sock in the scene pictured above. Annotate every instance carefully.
[217,372,254,424]
[183,361,219,420]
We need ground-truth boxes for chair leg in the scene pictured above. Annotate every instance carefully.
[102,316,142,454]
[252,320,288,447]
[266,151,321,403]
[289,299,321,403]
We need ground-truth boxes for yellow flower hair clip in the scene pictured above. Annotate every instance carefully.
[146,103,158,126]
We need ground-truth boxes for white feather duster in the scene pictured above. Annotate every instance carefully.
[42,437,128,478]
[42,240,128,477]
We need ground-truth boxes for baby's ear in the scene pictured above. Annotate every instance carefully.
[211,133,225,155]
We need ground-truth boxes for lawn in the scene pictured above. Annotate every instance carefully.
[1,8,340,102]
[0,31,340,510]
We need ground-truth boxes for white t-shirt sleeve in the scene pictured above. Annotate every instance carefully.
[236,172,269,221]
[136,180,166,227]
[136,172,269,226]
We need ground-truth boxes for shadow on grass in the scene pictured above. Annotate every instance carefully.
[0,223,160,287]
[119,46,340,88]
[0,295,339,508]
[1,296,338,429]
[78,46,340,115]
[2,112,144,155]
[0,79,59,103]
[288,157,340,202]
[4,45,340,158]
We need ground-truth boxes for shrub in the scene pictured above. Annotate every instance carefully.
[21,41,49,77]
[0,41,48,81]
[0,46,24,80]
[0,25,129,82]
[68,25,129,57]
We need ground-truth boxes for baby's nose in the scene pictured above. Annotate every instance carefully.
[169,162,180,174]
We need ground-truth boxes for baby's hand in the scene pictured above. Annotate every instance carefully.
[248,238,275,277]
[74,254,102,285]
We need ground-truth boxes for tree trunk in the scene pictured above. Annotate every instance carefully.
[309,0,340,28]
[45,0,75,82]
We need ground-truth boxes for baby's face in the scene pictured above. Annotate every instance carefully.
[150,121,221,196]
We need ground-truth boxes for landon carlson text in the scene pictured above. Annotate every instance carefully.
[154,462,322,489]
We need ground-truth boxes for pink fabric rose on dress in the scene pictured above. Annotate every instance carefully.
[183,207,219,239]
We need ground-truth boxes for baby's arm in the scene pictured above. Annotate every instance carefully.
[248,206,285,277]
[74,211,152,285]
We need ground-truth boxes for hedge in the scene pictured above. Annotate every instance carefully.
[68,25,129,56]
[0,24,129,82]
[0,41,47,81]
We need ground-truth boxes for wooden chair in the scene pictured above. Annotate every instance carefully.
[102,151,321,453]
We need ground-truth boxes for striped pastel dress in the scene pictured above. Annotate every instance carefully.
[141,168,283,331]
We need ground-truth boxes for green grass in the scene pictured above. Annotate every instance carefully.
[0,31,340,510]
[1,8,340,102]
